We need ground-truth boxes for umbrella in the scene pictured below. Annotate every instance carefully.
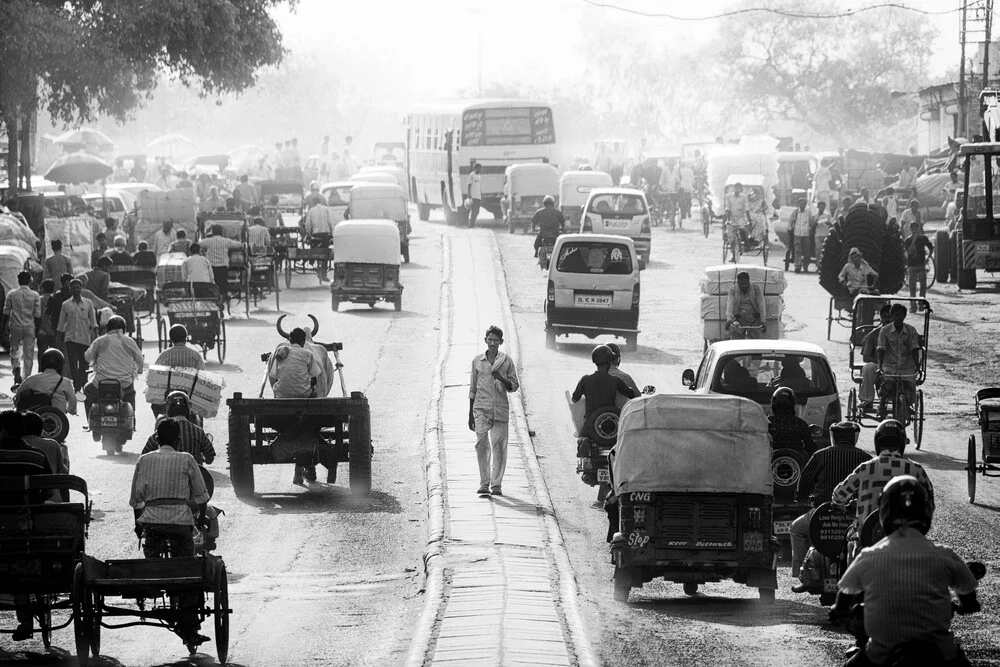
[146,133,197,158]
[53,128,115,152]
[45,151,114,184]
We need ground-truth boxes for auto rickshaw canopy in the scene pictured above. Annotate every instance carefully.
[332,219,401,265]
[559,171,614,209]
[504,163,560,197]
[348,183,408,221]
[612,394,772,496]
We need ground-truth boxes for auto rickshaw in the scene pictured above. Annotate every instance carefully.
[498,163,560,234]
[559,170,614,229]
[330,220,403,312]
[610,394,778,603]
[356,165,407,197]
[347,182,410,263]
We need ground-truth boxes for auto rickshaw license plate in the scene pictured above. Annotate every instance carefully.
[773,520,791,535]
[597,469,610,483]
[575,292,612,307]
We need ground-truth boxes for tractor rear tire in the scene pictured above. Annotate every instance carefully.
[934,230,952,284]
[227,412,255,498]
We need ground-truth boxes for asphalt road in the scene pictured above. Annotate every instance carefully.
[493,216,1000,666]
[0,216,441,666]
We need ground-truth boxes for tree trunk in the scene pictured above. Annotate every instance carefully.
[4,113,18,195]
[20,107,32,192]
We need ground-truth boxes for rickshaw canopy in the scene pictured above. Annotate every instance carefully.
[725,173,767,189]
[348,184,407,221]
[333,220,401,265]
[259,180,304,197]
[559,171,614,208]
[504,163,560,197]
[612,394,772,496]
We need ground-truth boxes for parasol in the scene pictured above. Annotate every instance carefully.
[45,151,114,184]
[52,128,115,152]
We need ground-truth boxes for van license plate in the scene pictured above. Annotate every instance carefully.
[575,293,612,307]
[101,417,118,426]
[597,469,610,483]
[773,520,791,535]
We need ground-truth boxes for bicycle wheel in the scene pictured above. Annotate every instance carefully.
[731,233,742,264]
[925,255,936,289]
[721,227,728,262]
[702,208,710,238]
[762,239,769,266]
[914,389,924,449]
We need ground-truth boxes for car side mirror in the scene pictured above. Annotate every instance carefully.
[809,424,824,439]
[641,385,655,395]
[681,369,695,387]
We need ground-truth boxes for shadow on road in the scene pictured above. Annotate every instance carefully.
[400,262,432,271]
[337,308,424,319]
[628,594,826,627]
[99,451,140,465]
[223,317,275,328]
[488,494,544,517]
[909,449,969,472]
[551,341,683,366]
[247,487,402,514]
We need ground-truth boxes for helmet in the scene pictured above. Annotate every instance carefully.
[591,344,614,366]
[164,391,191,419]
[878,474,932,536]
[542,195,555,207]
[873,419,908,454]
[829,420,861,447]
[606,343,622,363]
[770,387,796,414]
[39,348,65,374]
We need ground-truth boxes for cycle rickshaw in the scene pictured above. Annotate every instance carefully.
[844,295,929,448]
[105,283,146,344]
[966,388,1000,503]
[108,266,156,318]
[156,282,227,363]
[719,175,772,265]
[0,474,91,651]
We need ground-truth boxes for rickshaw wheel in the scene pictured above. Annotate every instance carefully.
[202,343,209,361]
[217,321,227,364]
[273,268,281,311]
[721,229,728,263]
[914,390,924,450]
[89,594,102,656]
[612,569,631,602]
[72,563,91,666]
[134,316,142,345]
[968,435,978,504]
[35,594,52,648]
[214,562,230,664]
[244,274,251,317]
[285,262,292,288]
[758,588,776,604]
[157,319,166,353]
[847,388,857,420]
[683,582,699,596]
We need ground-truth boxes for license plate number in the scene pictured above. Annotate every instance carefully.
[824,576,839,593]
[773,520,791,535]
[575,293,612,307]
[975,242,1000,254]
[101,416,118,426]
[604,220,630,229]
[597,468,610,483]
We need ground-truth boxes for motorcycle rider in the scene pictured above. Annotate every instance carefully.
[605,343,640,396]
[832,419,933,533]
[789,421,871,583]
[141,392,215,465]
[571,345,638,440]
[83,315,143,418]
[830,475,980,667]
[532,195,565,257]
[768,387,817,456]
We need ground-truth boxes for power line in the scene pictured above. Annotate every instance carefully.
[577,0,983,20]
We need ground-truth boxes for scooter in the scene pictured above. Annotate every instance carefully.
[89,379,136,455]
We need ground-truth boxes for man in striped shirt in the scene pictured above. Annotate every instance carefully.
[832,420,933,531]
[150,325,204,417]
[130,418,211,648]
[141,393,215,464]
[199,225,242,300]
[247,217,272,251]
[790,421,872,581]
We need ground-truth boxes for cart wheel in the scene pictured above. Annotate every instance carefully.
[157,319,166,353]
[612,568,631,602]
[228,412,255,498]
[90,594,102,656]
[217,321,227,364]
[914,390,924,450]
[331,297,340,312]
[244,273,250,317]
[285,262,292,288]
[683,582,699,596]
[758,588,776,605]
[34,593,52,648]
[273,268,281,311]
[72,563,91,665]
[847,388,858,421]
[968,435,978,504]
[826,297,834,340]
[134,316,142,345]
[721,230,728,263]
[349,414,373,497]
[214,562,230,664]
[925,253,936,289]
[202,343,209,361]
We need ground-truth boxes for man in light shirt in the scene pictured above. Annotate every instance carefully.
[247,217,272,251]
[181,243,214,284]
[233,174,258,212]
[148,220,176,258]
[3,271,41,386]
[83,315,143,416]
[467,162,483,228]
[56,279,98,391]
[199,225,242,300]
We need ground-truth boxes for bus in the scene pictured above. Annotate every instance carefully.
[404,99,557,223]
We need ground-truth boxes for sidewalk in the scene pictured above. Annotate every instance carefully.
[408,232,594,667]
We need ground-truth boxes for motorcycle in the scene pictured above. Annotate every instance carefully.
[88,378,136,455]
[800,502,884,605]
[537,236,558,270]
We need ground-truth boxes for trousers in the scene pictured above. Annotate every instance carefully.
[860,362,878,403]
[142,524,202,636]
[9,327,35,379]
[65,341,89,391]
[474,414,509,490]
[907,267,927,304]
[790,508,814,577]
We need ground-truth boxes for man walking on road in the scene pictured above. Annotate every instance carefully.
[3,271,41,387]
[468,325,519,496]
[468,163,483,228]
[43,239,73,282]
[56,279,98,392]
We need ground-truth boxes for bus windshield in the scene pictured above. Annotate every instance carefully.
[462,107,555,147]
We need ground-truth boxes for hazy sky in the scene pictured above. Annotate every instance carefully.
[274,0,964,102]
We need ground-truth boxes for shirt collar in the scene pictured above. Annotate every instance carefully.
[157,444,177,452]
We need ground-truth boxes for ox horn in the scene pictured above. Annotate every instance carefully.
[275,314,290,339]
[308,314,319,337]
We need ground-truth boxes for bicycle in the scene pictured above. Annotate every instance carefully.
[727,322,765,340]
[878,372,924,449]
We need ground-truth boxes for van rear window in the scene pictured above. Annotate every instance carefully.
[556,242,633,274]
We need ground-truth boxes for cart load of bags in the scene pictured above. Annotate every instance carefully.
[699,264,786,343]
[144,365,226,417]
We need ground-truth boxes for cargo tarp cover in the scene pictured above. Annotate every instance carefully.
[136,189,197,243]
[0,213,39,259]
[0,246,30,294]
[44,216,93,273]
[612,394,772,495]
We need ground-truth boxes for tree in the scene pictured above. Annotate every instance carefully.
[1,0,291,190]
[712,0,935,147]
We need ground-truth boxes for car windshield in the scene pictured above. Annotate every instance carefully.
[711,353,835,399]
[588,193,646,215]
[555,241,633,274]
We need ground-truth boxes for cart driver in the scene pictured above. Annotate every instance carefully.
[130,417,211,649]
[267,327,321,485]
[725,271,767,339]
[150,325,205,415]
[532,195,565,257]
[142,392,215,465]
[83,315,143,417]
[877,304,921,421]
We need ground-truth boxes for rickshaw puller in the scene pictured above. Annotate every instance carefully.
[789,421,870,583]
[532,195,565,256]
[725,271,767,339]
[876,304,921,420]
[859,304,892,412]
[142,392,215,465]
[130,418,211,649]
[830,475,978,667]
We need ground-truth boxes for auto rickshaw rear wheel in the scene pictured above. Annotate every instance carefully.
[612,569,631,602]
[683,582,699,596]
[758,588,776,604]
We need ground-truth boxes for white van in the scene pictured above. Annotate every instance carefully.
[579,187,652,269]
[545,233,640,351]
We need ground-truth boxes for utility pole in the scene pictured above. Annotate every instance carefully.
[959,0,968,137]
[984,0,994,90]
